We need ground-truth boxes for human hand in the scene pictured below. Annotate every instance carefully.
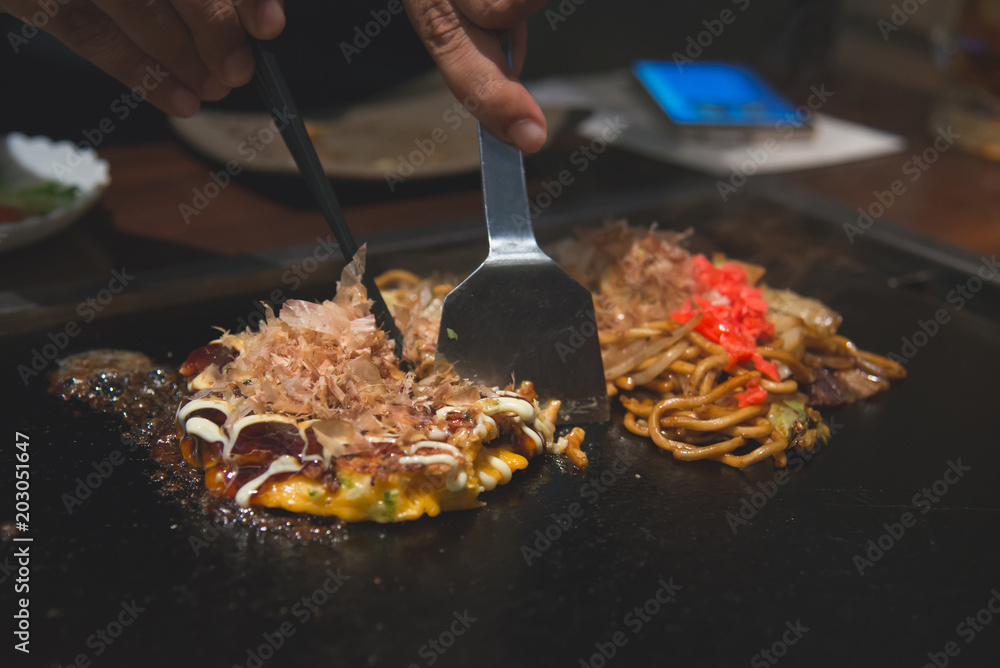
[0,0,286,116]
[5,1,548,152]
[401,0,548,153]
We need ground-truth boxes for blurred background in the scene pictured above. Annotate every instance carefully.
[0,0,996,308]
[0,0,959,141]
[1,0,885,142]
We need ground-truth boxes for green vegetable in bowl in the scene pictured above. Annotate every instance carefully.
[0,178,80,221]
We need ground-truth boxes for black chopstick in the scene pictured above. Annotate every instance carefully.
[248,37,406,358]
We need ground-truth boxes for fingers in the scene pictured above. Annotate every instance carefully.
[91,0,228,101]
[97,0,286,93]
[404,0,547,152]
[233,0,285,40]
[169,0,254,88]
[36,1,203,116]
[95,0,287,98]
[0,0,289,117]
[452,0,546,30]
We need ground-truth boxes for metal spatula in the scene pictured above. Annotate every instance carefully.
[434,40,609,425]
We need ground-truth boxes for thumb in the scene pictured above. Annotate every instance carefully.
[404,1,547,153]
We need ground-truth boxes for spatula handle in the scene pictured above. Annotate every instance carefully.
[478,32,544,260]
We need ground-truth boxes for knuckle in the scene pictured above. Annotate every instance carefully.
[201,0,239,27]
[419,4,467,58]
[54,6,130,59]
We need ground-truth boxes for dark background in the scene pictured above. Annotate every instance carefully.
[0,0,837,146]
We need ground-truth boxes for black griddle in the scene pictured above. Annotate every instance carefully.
[3,184,999,668]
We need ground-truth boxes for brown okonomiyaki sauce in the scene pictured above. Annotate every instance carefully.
[49,349,347,542]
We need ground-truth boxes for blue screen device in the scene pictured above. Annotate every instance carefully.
[631,60,808,133]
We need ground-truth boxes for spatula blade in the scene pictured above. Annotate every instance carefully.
[435,258,610,424]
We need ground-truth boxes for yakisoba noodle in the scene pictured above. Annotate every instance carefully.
[379,223,906,471]
[604,324,904,468]
[558,223,906,468]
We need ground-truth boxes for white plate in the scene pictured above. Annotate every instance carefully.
[170,72,567,181]
[0,133,111,254]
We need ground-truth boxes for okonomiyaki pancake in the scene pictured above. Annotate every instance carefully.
[175,251,579,523]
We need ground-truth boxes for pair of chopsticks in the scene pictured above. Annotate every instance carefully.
[247,38,405,357]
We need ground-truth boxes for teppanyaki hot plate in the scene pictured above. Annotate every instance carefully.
[2,185,999,668]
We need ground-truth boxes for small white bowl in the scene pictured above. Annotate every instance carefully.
[0,133,111,253]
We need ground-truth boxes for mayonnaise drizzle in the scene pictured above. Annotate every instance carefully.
[435,405,463,420]
[474,414,498,441]
[481,397,535,420]
[478,470,498,491]
[487,454,513,483]
[177,398,233,423]
[188,368,220,392]
[521,425,543,455]
[533,415,555,442]
[446,468,468,492]
[398,453,457,467]
[179,390,553,503]
[234,455,303,507]
[367,435,401,444]
[222,414,299,461]
[406,441,462,457]
[400,440,469,492]
[184,417,226,444]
